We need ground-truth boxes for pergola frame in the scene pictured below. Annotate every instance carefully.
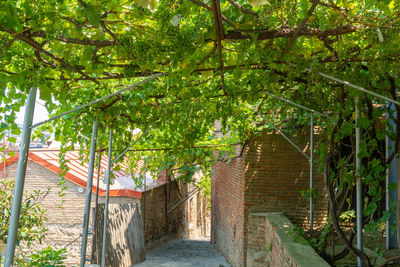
[4,76,158,267]
[3,70,399,267]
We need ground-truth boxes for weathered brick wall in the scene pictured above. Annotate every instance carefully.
[141,178,189,249]
[247,214,267,266]
[244,131,328,229]
[92,202,145,267]
[247,213,330,267]
[6,160,91,265]
[5,160,135,266]
[212,131,328,267]
[211,145,246,267]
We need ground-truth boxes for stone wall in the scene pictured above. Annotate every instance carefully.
[211,131,328,267]
[247,212,330,267]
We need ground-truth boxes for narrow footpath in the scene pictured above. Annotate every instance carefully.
[134,237,230,267]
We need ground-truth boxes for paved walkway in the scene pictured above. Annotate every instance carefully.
[134,238,230,267]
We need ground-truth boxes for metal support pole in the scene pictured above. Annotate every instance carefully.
[32,74,162,128]
[355,97,363,267]
[308,69,400,107]
[309,114,314,232]
[386,135,390,250]
[4,87,37,267]
[111,127,151,165]
[101,129,113,267]
[3,134,6,177]
[91,147,102,263]
[143,172,146,235]
[80,119,99,267]
[258,114,310,160]
[262,91,330,118]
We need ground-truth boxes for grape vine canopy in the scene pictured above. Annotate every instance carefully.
[1,0,400,265]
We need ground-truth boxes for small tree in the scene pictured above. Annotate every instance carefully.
[0,179,48,247]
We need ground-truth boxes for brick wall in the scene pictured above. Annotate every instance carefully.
[141,178,190,249]
[211,130,328,267]
[211,145,246,267]
[247,212,330,267]
[244,131,327,229]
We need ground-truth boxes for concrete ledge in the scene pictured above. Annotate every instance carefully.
[248,212,330,267]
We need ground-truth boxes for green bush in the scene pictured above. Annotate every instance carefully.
[0,179,48,246]
[26,246,67,267]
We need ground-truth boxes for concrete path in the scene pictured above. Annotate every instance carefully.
[134,237,230,267]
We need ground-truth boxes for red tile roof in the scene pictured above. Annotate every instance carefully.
[1,151,165,198]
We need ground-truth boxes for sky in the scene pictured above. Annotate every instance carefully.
[15,94,49,125]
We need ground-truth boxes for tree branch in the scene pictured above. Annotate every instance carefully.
[278,0,319,61]
[224,24,363,40]
[211,0,227,95]
[227,0,258,18]
[31,31,115,47]
[0,25,99,84]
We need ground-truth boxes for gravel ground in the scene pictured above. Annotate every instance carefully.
[133,237,230,267]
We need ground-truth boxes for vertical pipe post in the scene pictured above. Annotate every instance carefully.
[386,135,390,250]
[143,172,147,237]
[101,129,113,267]
[80,119,99,267]
[309,114,314,232]
[355,96,363,267]
[165,174,169,235]
[4,87,37,267]
[3,134,6,177]
[91,148,102,263]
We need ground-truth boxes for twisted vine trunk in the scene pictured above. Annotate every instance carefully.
[324,125,372,266]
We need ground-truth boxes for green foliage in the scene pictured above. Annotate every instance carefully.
[196,173,212,209]
[197,174,211,198]
[0,179,48,246]
[0,1,400,264]
[23,246,67,267]
[300,187,320,202]
[308,222,332,254]
[339,210,355,223]
[287,226,309,245]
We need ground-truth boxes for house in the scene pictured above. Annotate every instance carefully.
[2,150,210,266]
[211,129,328,266]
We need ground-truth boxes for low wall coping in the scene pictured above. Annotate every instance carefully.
[250,212,330,267]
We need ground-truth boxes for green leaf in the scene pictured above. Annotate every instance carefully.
[388,182,397,191]
[248,0,269,7]
[83,5,101,27]
[40,84,52,102]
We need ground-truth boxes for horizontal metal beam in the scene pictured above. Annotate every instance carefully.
[258,113,310,160]
[262,91,330,118]
[110,127,151,166]
[167,188,198,214]
[31,74,163,128]
[307,69,400,107]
